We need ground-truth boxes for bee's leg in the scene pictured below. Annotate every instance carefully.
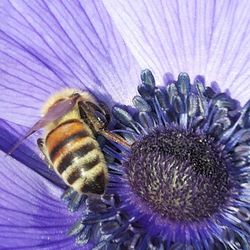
[78,101,130,148]
[100,129,131,149]
[37,138,53,169]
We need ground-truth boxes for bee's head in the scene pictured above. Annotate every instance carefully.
[79,100,110,133]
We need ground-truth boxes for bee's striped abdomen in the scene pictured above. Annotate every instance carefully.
[45,119,107,194]
[46,119,90,164]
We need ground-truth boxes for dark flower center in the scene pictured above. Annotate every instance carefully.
[125,127,231,222]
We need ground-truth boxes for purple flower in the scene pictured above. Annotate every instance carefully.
[0,1,249,249]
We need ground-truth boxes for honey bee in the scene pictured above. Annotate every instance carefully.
[9,89,129,195]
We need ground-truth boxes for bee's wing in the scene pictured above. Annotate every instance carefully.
[7,94,80,155]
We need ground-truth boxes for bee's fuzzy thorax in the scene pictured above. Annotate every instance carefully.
[41,88,98,133]
[41,88,77,115]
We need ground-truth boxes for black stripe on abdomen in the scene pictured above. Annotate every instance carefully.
[57,143,96,174]
[49,130,89,161]
[67,168,81,185]
[67,156,101,185]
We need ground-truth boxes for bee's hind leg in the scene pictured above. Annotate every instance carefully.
[37,138,53,169]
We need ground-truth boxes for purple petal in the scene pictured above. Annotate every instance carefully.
[0,0,140,126]
[104,0,250,104]
[0,119,66,187]
[0,150,86,249]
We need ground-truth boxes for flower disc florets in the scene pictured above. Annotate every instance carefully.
[63,70,250,249]
[125,127,230,222]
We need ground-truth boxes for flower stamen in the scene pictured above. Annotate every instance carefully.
[62,70,250,249]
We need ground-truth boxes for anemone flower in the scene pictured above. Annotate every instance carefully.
[0,1,249,249]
